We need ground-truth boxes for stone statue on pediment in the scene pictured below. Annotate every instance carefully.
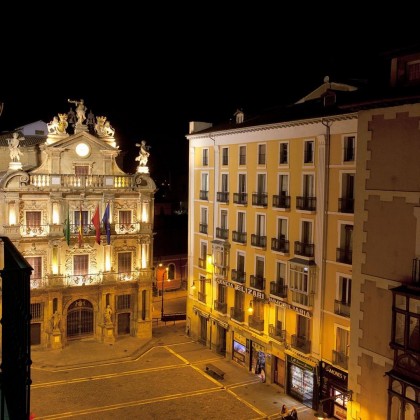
[95,116,115,138]
[7,132,24,162]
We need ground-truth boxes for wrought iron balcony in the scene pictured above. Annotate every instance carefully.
[233,192,247,205]
[199,190,209,200]
[250,275,265,290]
[294,241,314,257]
[216,191,229,203]
[338,197,354,213]
[214,300,227,314]
[270,280,288,298]
[231,269,246,284]
[291,335,311,354]
[29,270,146,289]
[272,194,291,209]
[252,193,268,207]
[336,248,352,264]
[334,300,351,317]
[199,223,208,234]
[251,234,266,248]
[269,324,286,342]
[232,231,247,244]
[271,237,289,253]
[332,350,349,370]
[230,307,244,322]
[296,196,316,211]
[216,227,229,240]
[198,292,206,303]
[198,257,206,269]
[248,315,264,331]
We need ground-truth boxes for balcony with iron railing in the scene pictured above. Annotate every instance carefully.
[334,300,351,317]
[214,300,227,314]
[199,223,208,234]
[291,335,311,354]
[4,222,152,239]
[232,231,247,244]
[216,227,229,240]
[252,193,268,207]
[270,280,288,298]
[198,292,206,303]
[30,269,148,289]
[248,315,264,332]
[199,190,209,200]
[198,257,206,269]
[332,350,349,370]
[216,191,229,203]
[338,197,354,213]
[251,234,266,248]
[230,307,244,323]
[296,196,316,211]
[294,241,314,258]
[272,194,291,209]
[336,248,352,264]
[29,174,136,189]
[250,275,265,291]
[269,324,286,342]
[233,192,247,205]
[271,237,289,253]
[231,269,246,284]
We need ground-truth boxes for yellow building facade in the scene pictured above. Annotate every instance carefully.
[0,102,156,350]
[186,91,356,417]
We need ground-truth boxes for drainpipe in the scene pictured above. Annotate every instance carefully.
[319,118,331,399]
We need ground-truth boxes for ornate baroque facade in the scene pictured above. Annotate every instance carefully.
[0,100,156,349]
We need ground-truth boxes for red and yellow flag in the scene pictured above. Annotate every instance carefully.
[78,205,83,247]
[91,205,101,245]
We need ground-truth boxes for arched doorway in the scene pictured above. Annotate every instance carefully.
[67,299,94,339]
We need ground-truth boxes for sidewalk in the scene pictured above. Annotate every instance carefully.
[31,323,318,419]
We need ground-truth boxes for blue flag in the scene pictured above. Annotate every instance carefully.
[102,203,111,245]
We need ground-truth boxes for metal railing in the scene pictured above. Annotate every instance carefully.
[338,197,354,213]
[334,300,351,317]
[233,192,247,205]
[232,231,247,244]
[216,192,229,203]
[251,234,266,248]
[294,241,314,257]
[250,275,265,290]
[296,196,316,211]
[248,315,264,331]
[271,237,289,253]
[291,335,311,354]
[270,281,288,298]
[214,300,227,314]
[336,248,352,264]
[332,350,349,370]
[231,269,246,284]
[252,193,267,207]
[215,227,229,239]
[230,307,244,322]
[272,195,291,209]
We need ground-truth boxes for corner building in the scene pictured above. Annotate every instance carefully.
[186,81,356,416]
[0,102,156,349]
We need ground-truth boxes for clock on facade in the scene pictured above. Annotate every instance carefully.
[75,143,90,158]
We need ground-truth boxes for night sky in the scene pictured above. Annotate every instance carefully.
[2,9,419,198]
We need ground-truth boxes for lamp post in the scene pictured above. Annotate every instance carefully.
[161,266,168,320]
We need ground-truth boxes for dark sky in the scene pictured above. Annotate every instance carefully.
[2,9,420,186]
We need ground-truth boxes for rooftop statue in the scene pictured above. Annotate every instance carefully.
[68,98,87,126]
[95,116,115,137]
[47,113,68,135]
[135,140,150,166]
[7,132,24,162]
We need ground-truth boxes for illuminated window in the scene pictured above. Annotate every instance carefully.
[74,255,88,275]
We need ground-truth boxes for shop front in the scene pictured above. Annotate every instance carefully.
[319,361,349,420]
[232,331,247,367]
[286,353,317,409]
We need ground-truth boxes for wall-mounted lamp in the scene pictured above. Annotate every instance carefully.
[247,300,254,315]
[314,390,353,419]
[191,278,211,290]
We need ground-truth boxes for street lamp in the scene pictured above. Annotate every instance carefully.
[160,265,169,319]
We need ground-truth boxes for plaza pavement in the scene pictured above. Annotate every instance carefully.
[31,321,318,420]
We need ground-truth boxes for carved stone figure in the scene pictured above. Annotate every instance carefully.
[52,310,61,330]
[7,132,24,162]
[135,140,150,166]
[95,116,115,137]
[104,305,113,324]
[68,98,87,125]
[47,116,59,134]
